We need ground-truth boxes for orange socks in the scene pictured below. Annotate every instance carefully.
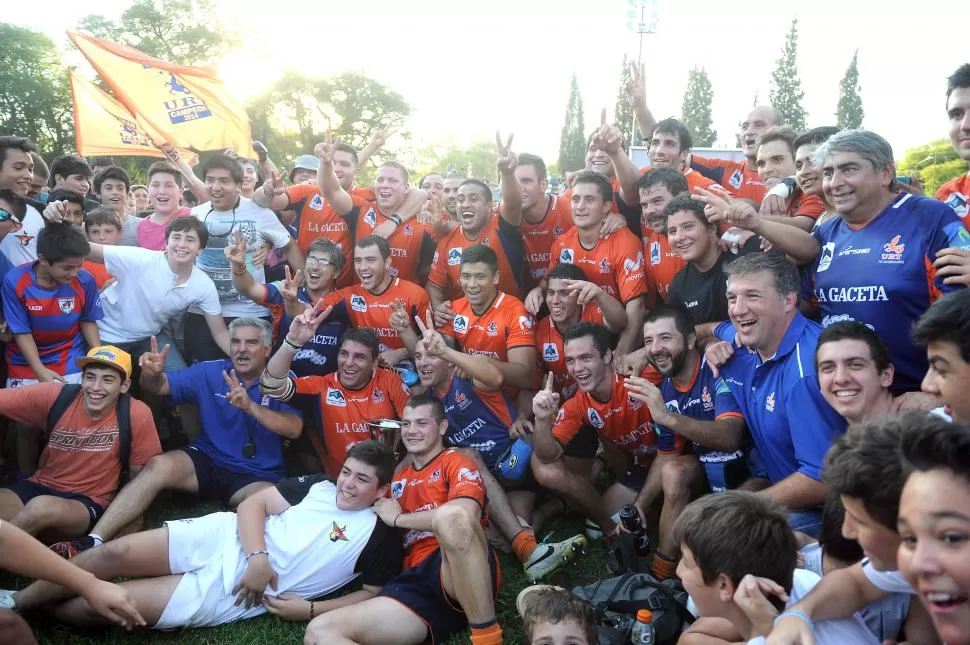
[651,550,678,580]
[470,622,503,645]
[511,530,538,563]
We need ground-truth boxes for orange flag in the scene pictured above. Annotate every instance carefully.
[68,31,254,158]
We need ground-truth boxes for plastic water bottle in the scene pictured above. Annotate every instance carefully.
[619,504,651,556]
[630,609,655,644]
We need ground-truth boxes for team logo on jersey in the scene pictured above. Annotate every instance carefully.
[559,248,574,263]
[519,315,533,330]
[447,248,463,266]
[457,467,481,482]
[329,521,349,542]
[587,408,605,429]
[598,258,611,273]
[402,223,414,236]
[14,232,33,247]
[429,469,441,484]
[650,241,661,265]
[765,391,776,412]
[714,378,731,396]
[553,225,565,237]
[454,390,472,410]
[543,343,559,362]
[555,407,566,423]
[817,242,835,272]
[326,388,347,407]
[453,315,468,333]
[623,252,644,273]
[486,321,498,336]
[880,235,906,264]
[350,294,368,312]
[261,395,271,407]
[391,479,406,498]
[945,192,968,218]
[665,399,681,414]
[729,169,743,190]
[481,236,490,246]
[57,297,75,314]
[309,194,324,210]
[627,395,642,410]
[701,386,714,411]
[363,208,377,226]
[372,389,385,404]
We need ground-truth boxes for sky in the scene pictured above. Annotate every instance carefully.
[6,0,966,164]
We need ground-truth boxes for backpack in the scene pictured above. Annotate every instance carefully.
[45,384,133,483]
[572,571,695,645]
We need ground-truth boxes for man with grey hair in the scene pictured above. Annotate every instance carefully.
[807,128,970,392]
[50,318,303,559]
[705,252,846,538]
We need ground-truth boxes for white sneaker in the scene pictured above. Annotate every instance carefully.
[0,590,16,610]
[523,534,587,582]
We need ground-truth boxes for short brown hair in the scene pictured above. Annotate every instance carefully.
[148,161,183,187]
[756,126,798,155]
[523,589,596,645]
[673,491,797,595]
[166,216,208,248]
[345,440,395,487]
[84,208,123,232]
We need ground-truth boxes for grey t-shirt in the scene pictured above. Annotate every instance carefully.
[120,215,142,247]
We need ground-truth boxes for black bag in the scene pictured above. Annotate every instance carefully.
[572,572,695,645]
[45,384,133,483]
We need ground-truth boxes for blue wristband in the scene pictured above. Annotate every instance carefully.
[773,609,815,630]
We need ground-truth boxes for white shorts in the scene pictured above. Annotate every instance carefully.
[6,372,82,388]
[155,512,264,630]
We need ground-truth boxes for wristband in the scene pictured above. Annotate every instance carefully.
[393,513,401,528]
[245,549,269,561]
[231,268,246,276]
[283,337,302,351]
[773,609,815,630]
[309,600,315,620]
[389,214,403,226]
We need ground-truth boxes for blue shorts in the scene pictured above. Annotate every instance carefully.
[788,508,823,539]
[378,547,501,645]
[4,479,103,531]
[181,446,276,507]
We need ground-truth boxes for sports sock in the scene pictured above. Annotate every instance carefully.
[512,529,538,563]
[470,621,503,645]
[651,550,677,580]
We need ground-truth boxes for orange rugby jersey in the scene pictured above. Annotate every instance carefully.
[391,448,487,569]
[690,156,766,203]
[428,215,527,301]
[322,278,430,352]
[520,194,574,284]
[551,370,682,458]
[936,173,970,229]
[642,229,685,307]
[548,227,647,304]
[354,203,435,284]
[443,292,535,360]
[294,368,409,475]
[286,184,365,287]
[536,303,605,398]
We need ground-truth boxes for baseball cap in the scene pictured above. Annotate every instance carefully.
[76,345,133,380]
[290,155,319,183]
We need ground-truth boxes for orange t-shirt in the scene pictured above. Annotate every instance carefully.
[322,278,430,352]
[936,173,970,229]
[81,261,113,291]
[294,368,409,475]
[0,383,160,507]
[548,227,647,304]
[643,229,685,307]
[428,215,526,301]
[552,371,682,458]
[536,303,604,398]
[519,194,574,284]
[354,204,433,284]
[691,156,766,204]
[391,448,487,569]
[443,292,535,360]
[286,184,364,287]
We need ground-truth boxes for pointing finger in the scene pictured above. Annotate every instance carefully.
[544,371,554,392]
[506,133,514,150]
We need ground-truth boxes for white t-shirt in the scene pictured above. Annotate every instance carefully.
[0,204,43,266]
[99,245,221,343]
[190,198,291,318]
[862,559,915,594]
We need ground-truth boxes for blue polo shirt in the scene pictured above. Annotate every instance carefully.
[714,312,845,484]
[167,359,302,478]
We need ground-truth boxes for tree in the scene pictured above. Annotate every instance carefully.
[836,50,864,129]
[0,23,74,158]
[78,0,236,65]
[769,18,807,131]
[682,67,717,147]
[247,70,411,170]
[897,139,968,197]
[613,55,634,146]
[559,73,586,173]
[411,138,498,182]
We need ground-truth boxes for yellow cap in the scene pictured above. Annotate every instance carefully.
[636,609,653,622]
[76,345,133,381]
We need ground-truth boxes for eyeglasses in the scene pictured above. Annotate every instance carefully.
[305,256,334,267]
[0,208,19,223]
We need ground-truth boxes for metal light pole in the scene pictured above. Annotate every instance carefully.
[625,0,658,147]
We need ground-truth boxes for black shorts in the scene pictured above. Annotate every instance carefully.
[5,479,103,531]
[559,424,600,459]
[181,446,275,507]
[379,547,501,645]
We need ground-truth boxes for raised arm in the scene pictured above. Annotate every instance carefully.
[159,143,207,202]
[624,62,656,141]
[564,280,627,332]
[415,311,503,391]
[252,169,291,211]
[595,110,641,208]
[496,131,523,226]
[357,126,396,168]
[137,336,171,396]
[531,372,564,463]
[314,131,355,216]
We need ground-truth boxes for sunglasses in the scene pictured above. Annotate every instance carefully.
[0,208,19,223]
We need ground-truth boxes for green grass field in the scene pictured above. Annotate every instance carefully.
[5,496,612,645]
